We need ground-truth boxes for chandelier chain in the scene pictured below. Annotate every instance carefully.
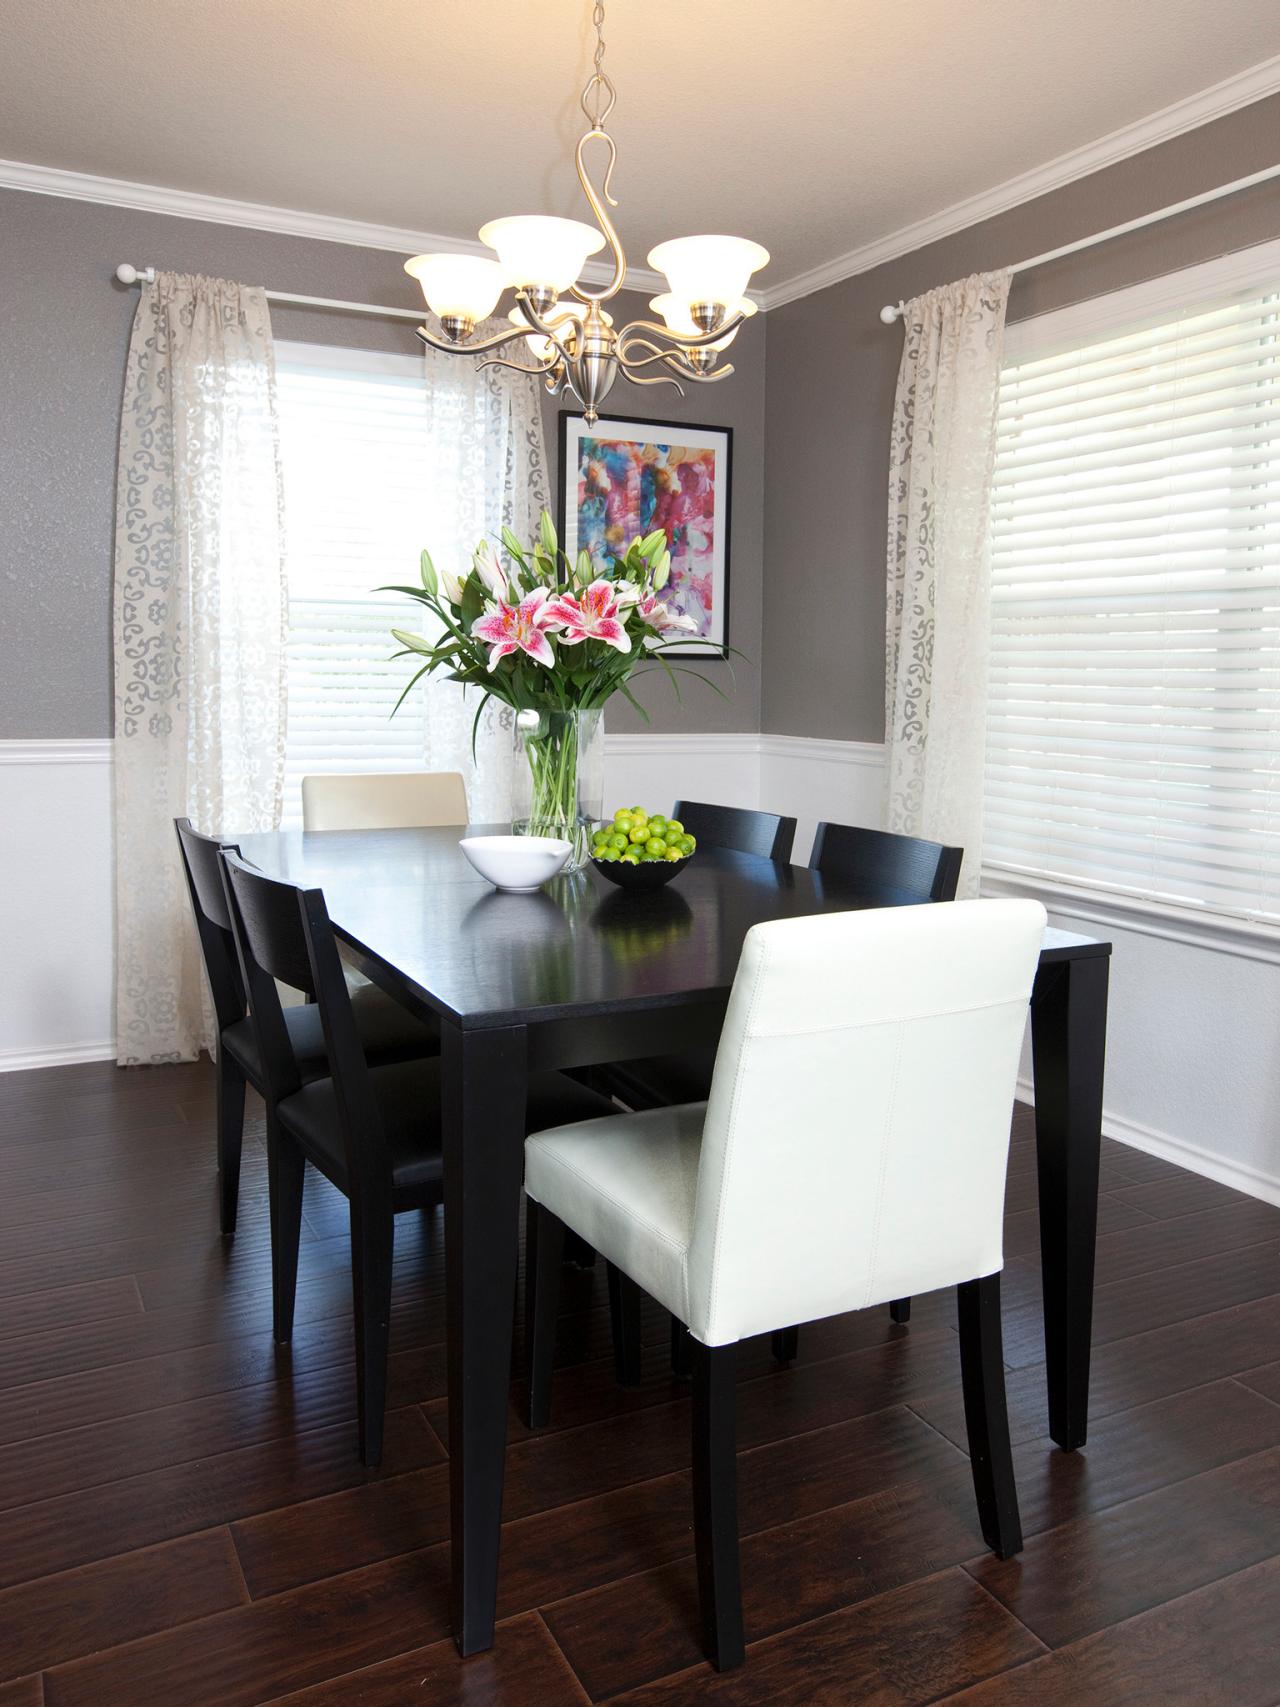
[580,0,616,130]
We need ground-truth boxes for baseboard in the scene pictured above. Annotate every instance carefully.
[1015,1077,1280,1209]
[0,1039,117,1074]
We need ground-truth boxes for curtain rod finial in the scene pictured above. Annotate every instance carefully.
[115,264,156,285]
[880,302,902,325]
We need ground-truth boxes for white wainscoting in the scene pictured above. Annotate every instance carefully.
[0,739,116,1071]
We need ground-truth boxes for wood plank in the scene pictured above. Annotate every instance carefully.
[0,1529,247,1682]
[910,1295,1280,1452]
[607,1568,1044,1706]
[938,1556,1280,1705]
[966,1446,1280,1648]
[234,1396,964,1599]
[0,1407,440,1590]
[255,1611,588,1707]
[0,1676,42,1705]
[0,1276,141,1344]
[1002,1192,1154,1260]
[43,1548,455,1707]
[1109,1170,1262,1222]
[1238,1359,1280,1406]
[539,1465,987,1699]
[1090,1199,1280,1287]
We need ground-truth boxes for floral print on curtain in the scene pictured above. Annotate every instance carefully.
[417,323,552,821]
[113,272,286,1064]
[885,269,1011,897]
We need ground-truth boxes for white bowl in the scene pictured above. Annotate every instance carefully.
[459,834,572,892]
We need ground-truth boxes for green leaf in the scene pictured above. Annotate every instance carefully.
[419,549,438,597]
[390,663,430,718]
[460,576,485,626]
[615,679,651,723]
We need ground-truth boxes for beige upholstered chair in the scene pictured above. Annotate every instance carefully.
[524,897,1046,1671]
[300,771,469,831]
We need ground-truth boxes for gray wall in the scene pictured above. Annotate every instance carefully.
[0,189,763,739]
[761,93,1280,741]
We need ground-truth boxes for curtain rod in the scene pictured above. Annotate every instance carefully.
[113,263,425,322]
[878,161,1280,323]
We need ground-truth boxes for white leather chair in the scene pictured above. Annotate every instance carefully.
[524,897,1047,1671]
[301,771,468,832]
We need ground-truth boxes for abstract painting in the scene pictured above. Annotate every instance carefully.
[559,412,732,656]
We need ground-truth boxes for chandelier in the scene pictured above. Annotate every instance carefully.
[404,0,768,425]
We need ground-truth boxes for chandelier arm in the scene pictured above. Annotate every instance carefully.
[618,311,748,351]
[414,322,541,358]
[512,294,578,371]
[618,366,686,395]
[476,353,562,379]
[569,128,626,305]
[673,360,736,384]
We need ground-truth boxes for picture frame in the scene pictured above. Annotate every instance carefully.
[557,411,732,657]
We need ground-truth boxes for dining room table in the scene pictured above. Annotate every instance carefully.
[236,823,1111,1657]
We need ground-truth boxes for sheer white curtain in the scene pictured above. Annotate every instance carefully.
[418,328,552,820]
[113,272,286,1064]
[885,270,1011,895]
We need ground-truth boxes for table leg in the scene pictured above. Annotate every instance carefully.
[441,1019,528,1656]
[1029,954,1110,1451]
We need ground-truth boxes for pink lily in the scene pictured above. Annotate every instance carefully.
[542,580,632,654]
[637,593,698,634]
[473,545,510,600]
[471,587,556,671]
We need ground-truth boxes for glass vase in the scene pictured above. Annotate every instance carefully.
[512,707,604,874]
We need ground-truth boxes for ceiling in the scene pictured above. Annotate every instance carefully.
[1,0,1277,300]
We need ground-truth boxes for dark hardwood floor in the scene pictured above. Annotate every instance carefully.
[1,1058,1278,1704]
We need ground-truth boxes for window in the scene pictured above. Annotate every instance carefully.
[275,343,443,829]
[984,245,1280,928]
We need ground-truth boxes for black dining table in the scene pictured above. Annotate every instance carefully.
[237,824,1111,1657]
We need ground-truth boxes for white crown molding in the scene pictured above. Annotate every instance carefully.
[760,54,1280,310]
[0,157,671,296]
[0,737,112,765]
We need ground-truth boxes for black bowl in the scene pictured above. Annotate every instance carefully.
[591,852,691,891]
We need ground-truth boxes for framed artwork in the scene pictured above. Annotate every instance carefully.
[558,412,732,657]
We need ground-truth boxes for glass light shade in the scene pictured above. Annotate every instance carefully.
[403,253,505,321]
[649,292,757,350]
[479,216,605,293]
[646,235,769,308]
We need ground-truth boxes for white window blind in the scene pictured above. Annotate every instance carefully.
[984,245,1280,927]
[276,343,444,828]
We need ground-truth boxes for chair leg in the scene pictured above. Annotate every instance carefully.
[890,1297,911,1324]
[215,1049,247,1238]
[266,1117,305,1344]
[957,1272,1022,1559]
[690,1336,745,1672]
[350,1193,396,1468]
[563,1228,598,1268]
[607,1261,643,1387]
[670,1312,691,1379]
[771,1326,799,1363]
[526,1199,564,1429]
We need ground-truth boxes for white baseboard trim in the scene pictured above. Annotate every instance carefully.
[1016,1078,1280,1209]
[0,737,113,765]
[0,1039,117,1074]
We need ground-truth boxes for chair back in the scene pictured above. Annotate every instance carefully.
[672,800,796,863]
[219,852,387,1176]
[302,771,469,832]
[174,818,245,1033]
[811,821,963,902]
[687,899,1046,1345]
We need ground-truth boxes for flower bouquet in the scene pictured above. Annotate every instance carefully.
[387,511,724,871]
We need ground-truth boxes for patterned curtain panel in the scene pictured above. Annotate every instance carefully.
[113,272,286,1064]
[418,326,552,821]
[885,270,1011,897]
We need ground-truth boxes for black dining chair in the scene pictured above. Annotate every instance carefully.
[598,818,962,1372]
[174,818,438,1237]
[674,800,797,864]
[218,849,615,1466]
